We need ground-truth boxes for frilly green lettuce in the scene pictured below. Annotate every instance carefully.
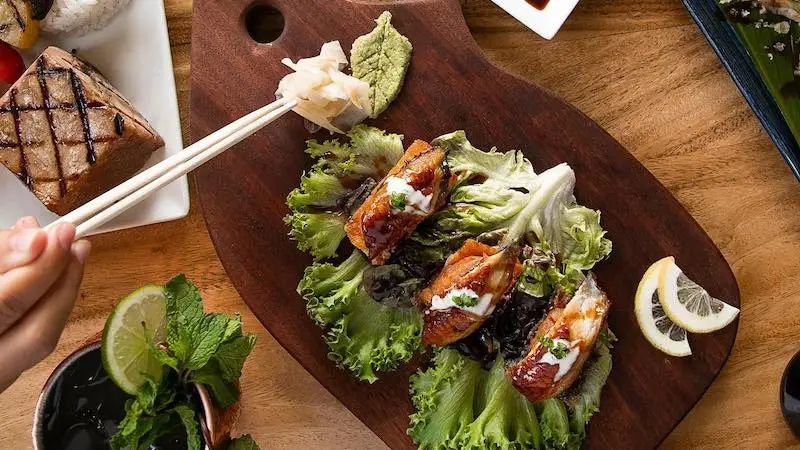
[432,131,610,271]
[284,212,347,260]
[287,170,351,210]
[530,203,612,272]
[286,125,404,260]
[434,131,535,186]
[409,333,615,450]
[562,329,615,445]
[409,349,541,450]
[298,251,422,382]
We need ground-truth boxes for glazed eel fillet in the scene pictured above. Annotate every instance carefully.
[345,139,451,265]
[419,239,522,347]
[507,275,611,403]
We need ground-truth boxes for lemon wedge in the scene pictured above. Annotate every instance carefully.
[635,257,692,356]
[657,257,739,333]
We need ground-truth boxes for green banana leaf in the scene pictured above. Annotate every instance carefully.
[722,4,800,143]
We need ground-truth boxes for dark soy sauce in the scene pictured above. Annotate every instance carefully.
[40,347,196,450]
[527,0,550,10]
[781,348,800,437]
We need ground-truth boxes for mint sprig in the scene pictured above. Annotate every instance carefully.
[110,275,260,450]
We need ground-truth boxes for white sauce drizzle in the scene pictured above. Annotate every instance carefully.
[539,339,580,381]
[386,176,432,215]
[429,287,495,317]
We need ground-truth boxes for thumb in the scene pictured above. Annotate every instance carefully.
[0,227,47,274]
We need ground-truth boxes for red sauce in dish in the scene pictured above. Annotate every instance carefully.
[527,0,549,10]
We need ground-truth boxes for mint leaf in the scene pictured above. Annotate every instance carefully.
[173,404,202,450]
[192,359,240,408]
[222,313,243,341]
[165,274,204,328]
[164,276,235,371]
[136,413,178,450]
[186,313,230,370]
[213,334,257,381]
[229,434,261,450]
[165,275,205,364]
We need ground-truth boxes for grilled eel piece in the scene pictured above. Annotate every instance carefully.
[418,239,522,347]
[345,139,451,265]
[506,275,610,403]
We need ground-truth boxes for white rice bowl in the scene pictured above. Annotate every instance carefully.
[42,0,132,35]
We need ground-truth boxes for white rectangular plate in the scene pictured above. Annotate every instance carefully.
[0,1,189,235]
[490,0,580,40]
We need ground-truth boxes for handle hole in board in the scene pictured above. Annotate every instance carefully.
[244,4,285,44]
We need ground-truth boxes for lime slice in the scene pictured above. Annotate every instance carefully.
[634,257,691,357]
[658,257,739,333]
[101,285,168,395]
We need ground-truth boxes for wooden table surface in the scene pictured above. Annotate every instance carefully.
[1,0,799,448]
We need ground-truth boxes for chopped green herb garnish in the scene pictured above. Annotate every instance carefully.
[540,335,570,359]
[390,192,408,210]
[451,292,479,308]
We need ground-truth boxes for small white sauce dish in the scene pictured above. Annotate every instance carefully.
[489,0,580,40]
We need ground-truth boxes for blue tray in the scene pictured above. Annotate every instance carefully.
[682,0,800,181]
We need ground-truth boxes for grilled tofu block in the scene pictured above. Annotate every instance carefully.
[0,0,39,48]
[419,240,522,347]
[0,47,164,215]
[345,140,451,265]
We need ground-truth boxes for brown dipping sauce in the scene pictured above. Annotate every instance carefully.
[527,0,550,10]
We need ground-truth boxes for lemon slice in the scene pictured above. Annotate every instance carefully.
[635,257,691,356]
[658,257,739,333]
[101,285,168,395]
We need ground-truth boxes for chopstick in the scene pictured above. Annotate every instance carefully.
[46,97,298,239]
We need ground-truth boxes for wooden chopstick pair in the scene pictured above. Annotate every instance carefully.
[45,97,298,239]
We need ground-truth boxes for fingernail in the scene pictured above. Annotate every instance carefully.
[55,223,76,251]
[72,240,92,265]
[12,229,43,253]
[15,216,38,229]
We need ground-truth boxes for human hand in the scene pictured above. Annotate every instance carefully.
[0,217,91,392]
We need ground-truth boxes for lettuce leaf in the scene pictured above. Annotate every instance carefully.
[284,212,347,260]
[285,125,404,260]
[434,131,535,187]
[409,349,541,450]
[562,329,615,445]
[286,170,351,210]
[325,289,422,382]
[531,203,611,272]
[409,335,615,450]
[433,131,610,273]
[298,251,422,382]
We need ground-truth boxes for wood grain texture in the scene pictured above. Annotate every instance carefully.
[0,0,798,449]
[190,0,739,448]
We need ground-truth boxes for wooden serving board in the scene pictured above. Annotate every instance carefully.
[190,0,740,448]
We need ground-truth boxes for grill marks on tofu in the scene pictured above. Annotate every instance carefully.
[0,47,164,215]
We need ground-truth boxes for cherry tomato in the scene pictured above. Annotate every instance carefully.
[0,42,25,91]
